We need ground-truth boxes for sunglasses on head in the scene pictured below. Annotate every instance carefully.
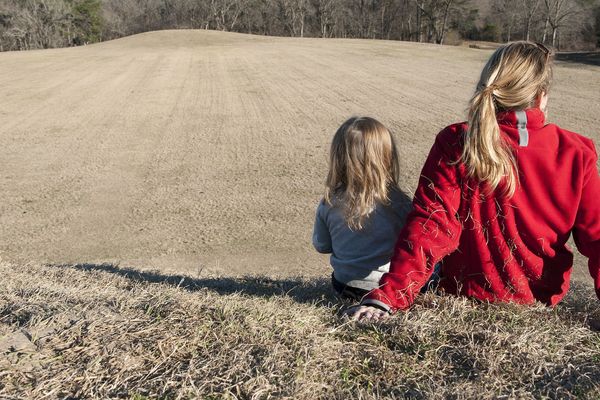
[534,41,552,60]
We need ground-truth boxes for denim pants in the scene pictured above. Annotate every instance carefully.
[331,262,442,301]
[331,273,369,301]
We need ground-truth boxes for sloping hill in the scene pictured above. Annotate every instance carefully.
[1,262,599,398]
[1,30,600,399]
[1,29,599,278]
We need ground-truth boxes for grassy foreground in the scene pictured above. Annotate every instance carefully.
[1,262,599,399]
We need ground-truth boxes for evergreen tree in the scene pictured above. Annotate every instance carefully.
[68,0,103,44]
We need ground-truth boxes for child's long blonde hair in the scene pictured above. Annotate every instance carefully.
[325,117,400,230]
[462,41,553,196]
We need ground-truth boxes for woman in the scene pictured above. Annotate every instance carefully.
[347,41,600,321]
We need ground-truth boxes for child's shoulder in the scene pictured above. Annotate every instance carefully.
[388,187,411,204]
[316,197,328,210]
[387,188,413,222]
[316,197,336,215]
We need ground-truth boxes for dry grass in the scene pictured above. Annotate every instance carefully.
[1,261,599,399]
[3,31,600,399]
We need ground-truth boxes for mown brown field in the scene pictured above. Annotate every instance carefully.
[1,30,600,399]
[2,29,599,278]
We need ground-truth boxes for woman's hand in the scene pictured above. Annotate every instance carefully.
[341,305,389,322]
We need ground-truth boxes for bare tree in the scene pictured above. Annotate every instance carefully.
[1,0,72,50]
[365,0,408,40]
[312,0,336,37]
[2,0,599,52]
[278,0,313,37]
[210,0,248,31]
[412,0,467,44]
[543,0,579,48]
[414,0,426,42]
[438,0,462,44]
[522,0,541,41]
[490,0,521,41]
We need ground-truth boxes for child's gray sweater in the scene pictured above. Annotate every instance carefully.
[312,190,410,291]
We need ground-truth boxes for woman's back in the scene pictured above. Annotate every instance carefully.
[436,108,599,305]
[356,42,600,315]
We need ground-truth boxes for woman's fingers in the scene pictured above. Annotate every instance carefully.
[341,305,388,322]
[340,305,364,319]
[365,308,388,322]
[371,309,389,322]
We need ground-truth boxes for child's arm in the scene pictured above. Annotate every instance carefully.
[362,126,464,312]
[312,201,332,254]
[572,141,600,301]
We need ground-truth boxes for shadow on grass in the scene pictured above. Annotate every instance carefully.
[52,263,340,305]
[556,51,600,67]
[50,263,599,326]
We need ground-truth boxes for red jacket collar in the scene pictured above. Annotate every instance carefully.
[496,108,546,130]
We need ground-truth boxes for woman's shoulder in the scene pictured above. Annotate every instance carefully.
[437,122,468,142]
[548,123,597,155]
[429,122,468,159]
[441,121,468,134]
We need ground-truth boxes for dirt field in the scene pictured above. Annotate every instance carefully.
[1,30,599,280]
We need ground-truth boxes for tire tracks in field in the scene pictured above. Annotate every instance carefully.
[1,31,598,277]
[124,48,212,259]
[0,48,167,260]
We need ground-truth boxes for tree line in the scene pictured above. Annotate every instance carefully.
[1,0,599,52]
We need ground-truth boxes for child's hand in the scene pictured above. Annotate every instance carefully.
[341,305,389,322]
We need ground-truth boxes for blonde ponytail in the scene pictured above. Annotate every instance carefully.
[461,42,553,196]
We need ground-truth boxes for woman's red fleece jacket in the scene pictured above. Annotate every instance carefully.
[363,108,600,312]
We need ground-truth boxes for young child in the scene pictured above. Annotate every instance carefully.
[312,117,411,300]
[347,41,600,321]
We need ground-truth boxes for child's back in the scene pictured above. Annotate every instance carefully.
[313,188,410,291]
[312,116,407,297]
